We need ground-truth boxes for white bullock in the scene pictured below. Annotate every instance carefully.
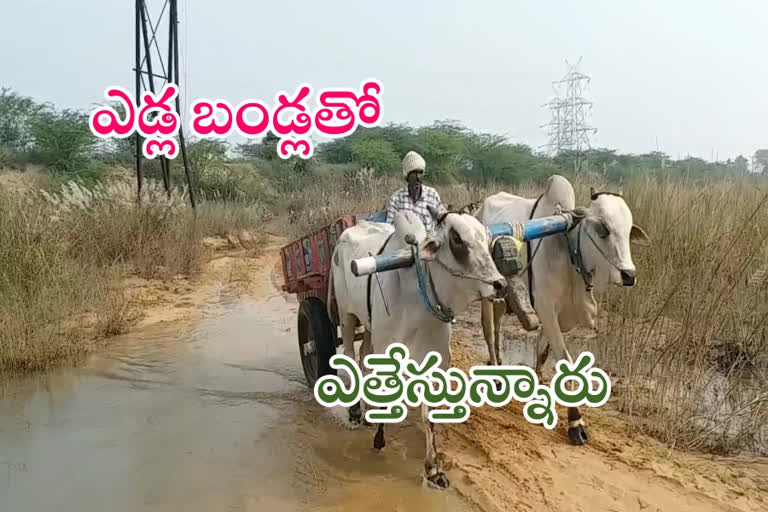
[328,207,507,489]
[474,175,651,445]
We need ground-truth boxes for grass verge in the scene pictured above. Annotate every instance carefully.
[0,177,265,373]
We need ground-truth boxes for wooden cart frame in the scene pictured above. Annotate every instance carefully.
[280,212,385,387]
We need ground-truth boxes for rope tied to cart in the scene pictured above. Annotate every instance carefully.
[370,253,391,319]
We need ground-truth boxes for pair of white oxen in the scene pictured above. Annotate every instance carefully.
[327,174,651,490]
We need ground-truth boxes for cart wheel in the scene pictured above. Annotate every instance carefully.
[297,297,337,388]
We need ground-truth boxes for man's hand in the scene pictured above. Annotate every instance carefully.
[385,191,398,224]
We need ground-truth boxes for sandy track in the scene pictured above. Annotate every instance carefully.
[442,333,768,511]
[117,234,285,330]
[131,238,768,512]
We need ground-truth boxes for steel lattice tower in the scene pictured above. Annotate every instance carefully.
[133,0,195,207]
[540,59,597,173]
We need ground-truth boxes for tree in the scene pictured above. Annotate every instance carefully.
[30,108,97,175]
[348,138,399,173]
[734,155,748,174]
[236,131,281,161]
[0,87,47,154]
[187,139,229,170]
[415,121,467,180]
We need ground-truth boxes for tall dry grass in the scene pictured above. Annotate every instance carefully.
[0,188,123,371]
[41,179,207,279]
[0,177,266,373]
[566,174,768,456]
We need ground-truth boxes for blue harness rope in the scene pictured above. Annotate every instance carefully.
[409,240,455,323]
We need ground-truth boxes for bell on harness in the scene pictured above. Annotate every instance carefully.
[490,236,539,332]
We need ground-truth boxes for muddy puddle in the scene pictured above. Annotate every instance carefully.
[0,292,471,512]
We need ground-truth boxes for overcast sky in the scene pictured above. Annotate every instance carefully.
[2,0,766,161]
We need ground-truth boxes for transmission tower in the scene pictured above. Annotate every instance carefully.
[133,0,195,207]
[540,58,597,173]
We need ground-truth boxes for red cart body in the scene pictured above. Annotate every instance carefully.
[280,215,355,303]
[280,211,386,387]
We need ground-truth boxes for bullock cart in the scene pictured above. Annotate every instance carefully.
[280,209,582,388]
[280,212,387,387]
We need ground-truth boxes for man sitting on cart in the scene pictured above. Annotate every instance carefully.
[385,150,447,235]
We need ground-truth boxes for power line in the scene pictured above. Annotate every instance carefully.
[540,58,597,173]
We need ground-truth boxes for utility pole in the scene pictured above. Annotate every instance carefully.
[540,58,597,175]
[133,0,195,208]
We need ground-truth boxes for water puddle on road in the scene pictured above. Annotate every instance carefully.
[0,293,471,512]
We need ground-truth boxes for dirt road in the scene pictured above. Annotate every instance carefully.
[1,239,766,511]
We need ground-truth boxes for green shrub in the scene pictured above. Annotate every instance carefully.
[29,109,98,175]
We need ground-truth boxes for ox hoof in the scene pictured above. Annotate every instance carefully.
[568,425,589,445]
[424,472,450,490]
[373,428,386,450]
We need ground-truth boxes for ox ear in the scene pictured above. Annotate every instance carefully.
[590,186,597,200]
[420,238,441,261]
[630,224,651,247]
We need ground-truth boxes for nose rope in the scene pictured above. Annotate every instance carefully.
[431,256,504,286]
[566,218,631,292]
[583,227,627,273]
[406,234,505,323]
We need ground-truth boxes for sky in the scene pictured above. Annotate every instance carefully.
[2,0,767,162]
